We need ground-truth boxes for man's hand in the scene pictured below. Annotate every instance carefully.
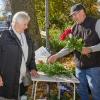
[0,76,3,86]
[82,47,92,56]
[30,69,39,77]
[47,54,58,63]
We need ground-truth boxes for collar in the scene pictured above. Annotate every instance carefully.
[12,27,24,41]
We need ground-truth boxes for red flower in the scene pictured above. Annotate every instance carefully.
[60,28,72,41]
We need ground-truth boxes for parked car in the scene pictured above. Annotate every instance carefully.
[0,21,9,31]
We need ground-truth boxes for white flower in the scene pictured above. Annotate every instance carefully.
[68,33,72,38]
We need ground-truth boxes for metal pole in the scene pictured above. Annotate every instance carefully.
[45,0,50,51]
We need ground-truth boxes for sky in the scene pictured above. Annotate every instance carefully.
[0,0,3,5]
[0,0,4,16]
[0,0,4,10]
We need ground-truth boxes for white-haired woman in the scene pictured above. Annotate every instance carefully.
[0,11,38,100]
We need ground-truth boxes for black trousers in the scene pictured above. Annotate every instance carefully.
[20,83,28,96]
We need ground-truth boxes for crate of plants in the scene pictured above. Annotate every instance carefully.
[36,62,79,100]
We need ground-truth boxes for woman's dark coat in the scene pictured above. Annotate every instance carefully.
[0,29,37,99]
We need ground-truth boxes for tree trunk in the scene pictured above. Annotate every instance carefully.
[10,0,41,50]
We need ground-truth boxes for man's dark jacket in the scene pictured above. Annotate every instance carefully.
[0,29,37,99]
[72,16,100,69]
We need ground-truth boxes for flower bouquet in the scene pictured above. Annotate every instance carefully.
[60,28,84,52]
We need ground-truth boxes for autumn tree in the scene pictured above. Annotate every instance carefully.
[35,0,98,30]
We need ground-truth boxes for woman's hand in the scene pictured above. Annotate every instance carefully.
[0,76,3,86]
[30,69,39,77]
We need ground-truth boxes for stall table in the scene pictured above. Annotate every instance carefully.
[31,72,79,100]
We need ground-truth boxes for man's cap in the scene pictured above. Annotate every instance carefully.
[70,3,85,16]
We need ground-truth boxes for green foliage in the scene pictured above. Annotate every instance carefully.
[35,0,73,30]
[49,16,65,29]
[37,62,73,77]
[48,94,58,100]
[49,28,66,52]
[65,35,84,52]
[35,0,99,30]
[40,28,66,52]
[35,0,45,30]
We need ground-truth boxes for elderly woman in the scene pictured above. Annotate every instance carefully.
[0,11,38,100]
